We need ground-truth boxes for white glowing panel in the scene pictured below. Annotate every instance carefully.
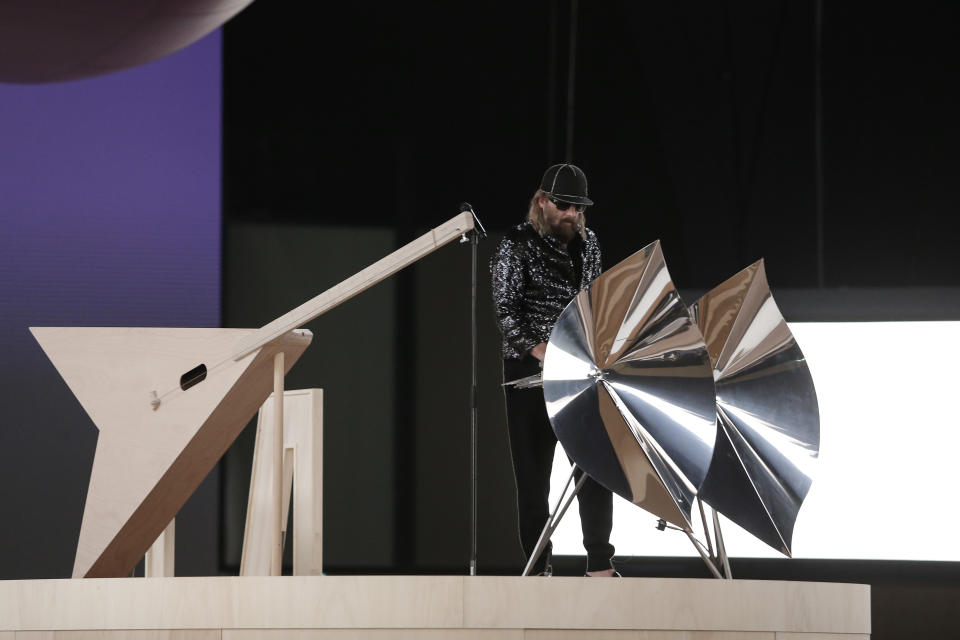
[549,321,960,561]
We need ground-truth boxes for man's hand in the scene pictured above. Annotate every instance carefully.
[530,342,548,361]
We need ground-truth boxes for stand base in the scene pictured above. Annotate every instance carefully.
[0,575,870,638]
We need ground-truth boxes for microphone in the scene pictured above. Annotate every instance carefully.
[459,202,486,237]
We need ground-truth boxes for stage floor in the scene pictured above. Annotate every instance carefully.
[0,575,870,638]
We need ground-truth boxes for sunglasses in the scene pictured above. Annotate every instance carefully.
[549,197,587,214]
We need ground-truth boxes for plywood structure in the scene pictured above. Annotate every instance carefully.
[30,327,313,578]
[241,389,324,576]
[144,520,175,578]
[28,213,475,580]
[0,576,870,638]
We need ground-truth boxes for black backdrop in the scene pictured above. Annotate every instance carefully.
[217,2,960,638]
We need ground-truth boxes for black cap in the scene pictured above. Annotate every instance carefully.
[539,163,594,206]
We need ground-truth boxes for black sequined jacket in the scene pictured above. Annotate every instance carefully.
[490,221,602,360]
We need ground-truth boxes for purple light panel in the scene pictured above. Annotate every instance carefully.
[0,32,221,579]
[0,32,221,334]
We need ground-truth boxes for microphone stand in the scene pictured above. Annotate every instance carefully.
[459,203,486,576]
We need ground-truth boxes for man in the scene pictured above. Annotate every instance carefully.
[490,163,616,577]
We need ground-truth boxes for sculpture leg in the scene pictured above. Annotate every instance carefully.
[522,464,588,576]
[271,352,284,576]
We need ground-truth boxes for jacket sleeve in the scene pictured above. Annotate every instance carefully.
[582,230,603,285]
[490,235,539,356]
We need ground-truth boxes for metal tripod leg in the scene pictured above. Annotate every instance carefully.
[521,464,588,576]
[712,507,733,579]
[684,529,723,579]
[684,499,733,579]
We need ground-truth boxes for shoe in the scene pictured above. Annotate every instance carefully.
[584,569,621,577]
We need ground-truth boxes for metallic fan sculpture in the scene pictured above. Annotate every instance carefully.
[542,241,717,530]
[690,260,819,556]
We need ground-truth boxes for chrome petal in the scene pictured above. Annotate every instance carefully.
[543,241,717,529]
[691,260,820,556]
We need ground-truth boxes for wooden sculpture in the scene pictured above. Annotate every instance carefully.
[32,212,475,578]
[241,389,324,576]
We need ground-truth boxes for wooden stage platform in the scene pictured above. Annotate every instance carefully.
[0,575,870,639]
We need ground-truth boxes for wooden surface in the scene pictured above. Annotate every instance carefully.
[4,633,871,640]
[29,327,313,578]
[241,389,324,576]
[230,212,474,360]
[0,576,869,638]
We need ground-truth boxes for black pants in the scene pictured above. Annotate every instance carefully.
[503,356,615,573]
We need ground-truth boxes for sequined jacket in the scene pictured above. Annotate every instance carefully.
[490,221,602,360]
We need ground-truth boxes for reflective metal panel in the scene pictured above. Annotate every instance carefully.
[543,241,717,529]
[690,260,820,556]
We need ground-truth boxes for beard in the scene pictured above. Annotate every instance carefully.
[549,218,579,242]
